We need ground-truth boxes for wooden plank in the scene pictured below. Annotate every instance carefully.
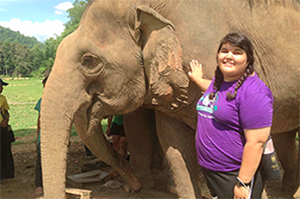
[65,188,92,199]
[69,177,101,184]
[67,169,110,184]
[67,169,102,181]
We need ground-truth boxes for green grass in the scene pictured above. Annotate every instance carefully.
[1,77,108,145]
[2,77,43,139]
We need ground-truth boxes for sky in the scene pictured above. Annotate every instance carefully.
[0,0,76,42]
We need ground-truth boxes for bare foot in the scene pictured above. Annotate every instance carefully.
[35,186,43,196]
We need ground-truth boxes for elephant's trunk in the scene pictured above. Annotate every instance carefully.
[73,110,143,192]
[40,69,91,198]
[40,125,69,198]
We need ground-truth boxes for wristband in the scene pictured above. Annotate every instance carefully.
[236,177,251,190]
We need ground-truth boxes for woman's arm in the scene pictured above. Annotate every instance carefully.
[234,126,270,198]
[36,113,41,147]
[106,116,113,136]
[189,60,211,91]
[0,110,9,128]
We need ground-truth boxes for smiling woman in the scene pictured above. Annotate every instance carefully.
[189,32,273,198]
[217,43,250,82]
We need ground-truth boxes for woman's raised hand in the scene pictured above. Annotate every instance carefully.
[188,60,211,91]
[188,59,203,82]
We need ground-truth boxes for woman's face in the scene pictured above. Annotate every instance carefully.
[217,42,249,82]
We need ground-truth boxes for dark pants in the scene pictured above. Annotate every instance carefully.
[0,126,14,180]
[202,167,264,198]
[35,146,43,187]
[110,123,125,137]
[84,145,93,156]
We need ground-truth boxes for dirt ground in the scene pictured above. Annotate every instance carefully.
[1,135,299,199]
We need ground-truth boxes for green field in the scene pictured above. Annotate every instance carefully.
[2,77,43,144]
[2,77,108,145]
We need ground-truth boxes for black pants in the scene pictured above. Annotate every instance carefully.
[35,147,43,187]
[84,145,93,156]
[110,123,125,137]
[202,167,264,198]
[0,126,14,180]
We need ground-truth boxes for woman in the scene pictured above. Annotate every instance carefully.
[34,69,51,195]
[0,78,14,180]
[106,114,128,177]
[189,32,273,198]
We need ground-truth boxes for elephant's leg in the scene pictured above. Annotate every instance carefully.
[124,108,157,188]
[272,129,299,195]
[155,110,201,198]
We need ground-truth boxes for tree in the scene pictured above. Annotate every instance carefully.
[65,0,89,31]
[11,43,34,77]
[55,0,89,44]
[0,42,15,76]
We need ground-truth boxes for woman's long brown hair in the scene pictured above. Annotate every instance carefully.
[209,32,255,100]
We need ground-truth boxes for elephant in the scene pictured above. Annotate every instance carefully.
[40,0,300,198]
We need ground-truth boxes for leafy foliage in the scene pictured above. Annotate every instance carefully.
[65,0,89,30]
[0,42,34,76]
[55,0,89,44]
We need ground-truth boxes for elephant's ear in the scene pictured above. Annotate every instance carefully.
[136,6,189,111]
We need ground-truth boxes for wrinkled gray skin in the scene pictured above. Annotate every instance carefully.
[41,0,300,198]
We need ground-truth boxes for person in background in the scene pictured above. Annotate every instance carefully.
[84,144,94,158]
[34,70,50,196]
[0,78,14,181]
[189,32,273,198]
[106,115,128,177]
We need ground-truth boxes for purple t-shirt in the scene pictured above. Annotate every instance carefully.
[195,73,273,172]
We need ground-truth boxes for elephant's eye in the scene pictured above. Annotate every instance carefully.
[79,53,104,76]
[81,54,100,69]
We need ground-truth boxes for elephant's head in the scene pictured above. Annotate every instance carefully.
[41,0,189,197]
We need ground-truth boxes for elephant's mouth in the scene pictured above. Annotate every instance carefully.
[82,81,110,136]
[81,72,148,136]
[84,91,120,136]
[85,95,104,136]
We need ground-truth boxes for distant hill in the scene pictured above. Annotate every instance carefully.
[0,26,44,49]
